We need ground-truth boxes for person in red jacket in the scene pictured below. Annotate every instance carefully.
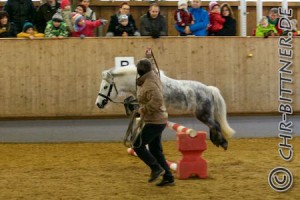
[71,13,107,37]
[174,0,194,36]
[208,1,225,36]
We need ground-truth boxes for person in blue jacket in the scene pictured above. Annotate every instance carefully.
[175,0,208,36]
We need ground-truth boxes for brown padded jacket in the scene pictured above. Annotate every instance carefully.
[137,70,168,124]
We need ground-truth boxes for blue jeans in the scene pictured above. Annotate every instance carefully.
[133,123,173,180]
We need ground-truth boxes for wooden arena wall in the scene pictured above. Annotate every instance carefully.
[0,37,298,118]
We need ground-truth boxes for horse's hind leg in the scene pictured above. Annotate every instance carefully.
[210,121,228,150]
[195,100,228,150]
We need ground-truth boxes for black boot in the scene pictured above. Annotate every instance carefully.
[148,167,165,183]
[156,178,175,187]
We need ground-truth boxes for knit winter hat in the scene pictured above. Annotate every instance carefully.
[22,22,34,32]
[209,1,219,11]
[118,14,128,22]
[52,13,63,22]
[61,0,70,10]
[72,13,84,25]
[72,14,85,32]
[178,0,188,7]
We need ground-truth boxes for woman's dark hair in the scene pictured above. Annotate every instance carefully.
[220,3,234,19]
[120,2,129,8]
[137,59,152,76]
[0,11,9,20]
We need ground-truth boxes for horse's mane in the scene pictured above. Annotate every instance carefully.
[110,65,137,76]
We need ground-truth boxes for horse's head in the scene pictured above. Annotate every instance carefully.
[95,70,119,109]
[95,66,138,109]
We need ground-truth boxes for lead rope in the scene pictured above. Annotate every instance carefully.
[123,110,144,148]
[150,49,160,78]
[123,49,159,149]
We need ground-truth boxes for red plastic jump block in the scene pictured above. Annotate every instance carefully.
[176,131,208,179]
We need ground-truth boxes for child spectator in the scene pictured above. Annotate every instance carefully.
[208,1,225,35]
[282,19,300,36]
[45,13,68,38]
[106,2,140,37]
[174,0,194,36]
[114,14,136,37]
[175,0,209,36]
[71,14,107,37]
[79,0,98,36]
[255,16,277,38]
[79,0,96,21]
[0,11,17,38]
[60,0,73,33]
[17,22,44,39]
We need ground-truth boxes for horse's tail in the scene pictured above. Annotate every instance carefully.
[208,86,235,138]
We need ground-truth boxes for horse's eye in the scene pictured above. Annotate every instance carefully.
[104,86,108,90]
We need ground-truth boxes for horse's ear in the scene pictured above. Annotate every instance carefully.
[102,70,113,80]
[110,68,124,77]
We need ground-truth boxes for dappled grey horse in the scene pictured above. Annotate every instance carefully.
[95,66,235,150]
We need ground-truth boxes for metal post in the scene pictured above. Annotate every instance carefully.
[256,0,263,25]
[239,0,247,36]
[282,0,288,11]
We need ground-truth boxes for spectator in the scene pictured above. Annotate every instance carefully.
[60,0,73,33]
[75,4,86,16]
[17,22,44,39]
[0,10,17,37]
[79,0,96,21]
[106,2,140,37]
[45,13,68,38]
[207,1,225,36]
[255,16,277,37]
[174,0,194,36]
[71,13,107,37]
[114,14,135,37]
[35,0,61,33]
[3,0,35,33]
[176,0,209,36]
[267,8,282,35]
[282,19,300,36]
[140,3,167,38]
[214,3,236,36]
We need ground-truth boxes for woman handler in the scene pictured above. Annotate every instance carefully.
[133,58,174,187]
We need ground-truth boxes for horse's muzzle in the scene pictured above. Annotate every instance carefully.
[96,99,108,109]
[96,102,105,109]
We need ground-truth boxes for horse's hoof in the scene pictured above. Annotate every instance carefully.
[220,140,228,150]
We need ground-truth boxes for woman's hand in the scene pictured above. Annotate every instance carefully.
[145,48,152,58]
[138,107,145,115]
